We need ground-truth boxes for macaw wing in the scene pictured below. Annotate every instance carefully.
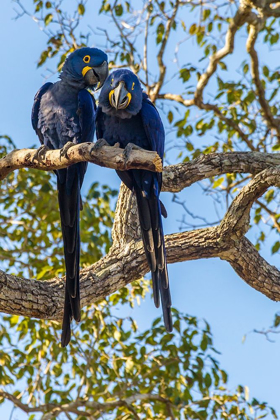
[31,82,53,144]
[140,93,165,192]
[140,93,165,160]
[77,89,96,186]
[95,106,104,140]
[78,89,96,144]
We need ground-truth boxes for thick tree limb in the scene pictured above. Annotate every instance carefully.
[162,151,280,192]
[0,142,162,181]
[1,144,280,188]
[1,153,280,320]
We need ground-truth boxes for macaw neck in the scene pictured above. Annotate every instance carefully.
[100,105,139,119]
[60,73,87,91]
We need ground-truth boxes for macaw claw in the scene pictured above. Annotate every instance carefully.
[123,143,142,162]
[60,142,75,160]
[32,145,50,163]
[91,138,109,152]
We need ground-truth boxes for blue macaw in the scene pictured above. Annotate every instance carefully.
[31,47,108,346]
[96,69,172,332]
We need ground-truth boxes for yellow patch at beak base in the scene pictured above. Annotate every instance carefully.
[109,89,115,107]
[126,92,132,105]
[82,66,92,77]
[109,89,132,109]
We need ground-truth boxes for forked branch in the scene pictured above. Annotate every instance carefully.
[0,150,280,319]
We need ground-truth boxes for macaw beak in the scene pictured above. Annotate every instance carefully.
[109,81,132,110]
[82,61,108,90]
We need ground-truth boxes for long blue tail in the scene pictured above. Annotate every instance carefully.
[58,164,81,347]
[135,181,172,332]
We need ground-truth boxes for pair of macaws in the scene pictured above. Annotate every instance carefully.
[32,48,172,346]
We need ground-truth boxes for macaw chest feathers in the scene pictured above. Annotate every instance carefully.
[101,113,149,150]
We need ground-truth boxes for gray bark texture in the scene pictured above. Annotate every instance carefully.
[0,146,280,320]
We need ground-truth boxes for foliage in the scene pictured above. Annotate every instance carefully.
[1,0,280,417]
[0,136,276,417]
[14,0,280,246]
[0,295,277,419]
[0,138,117,279]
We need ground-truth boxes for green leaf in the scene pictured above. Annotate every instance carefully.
[168,111,173,123]
[272,241,280,254]
[219,61,227,71]
[44,13,53,26]
[263,65,269,77]
[213,177,224,189]
[115,4,123,16]
[189,23,197,34]
[204,373,212,388]
[78,3,85,15]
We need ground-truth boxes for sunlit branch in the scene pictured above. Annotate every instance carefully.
[0,142,162,182]
[1,154,280,321]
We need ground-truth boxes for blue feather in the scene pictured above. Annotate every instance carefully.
[32,48,108,346]
[96,69,172,332]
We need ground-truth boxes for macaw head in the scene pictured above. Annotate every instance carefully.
[60,47,108,90]
[98,69,142,118]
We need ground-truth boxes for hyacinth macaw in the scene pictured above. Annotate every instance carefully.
[96,69,172,332]
[31,47,108,346]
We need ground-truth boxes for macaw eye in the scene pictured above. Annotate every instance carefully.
[132,82,135,91]
[83,55,91,64]
[111,79,114,86]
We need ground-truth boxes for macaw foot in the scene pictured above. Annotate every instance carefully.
[91,138,109,152]
[124,143,143,162]
[32,145,50,163]
[60,142,75,160]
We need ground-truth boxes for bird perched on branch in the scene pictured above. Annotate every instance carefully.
[31,47,108,346]
[96,69,172,332]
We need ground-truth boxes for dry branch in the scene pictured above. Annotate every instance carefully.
[1,151,280,320]
[246,16,280,135]
[0,142,162,181]
[162,151,280,192]
[0,389,173,419]
[194,4,256,104]
[156,5,265,150]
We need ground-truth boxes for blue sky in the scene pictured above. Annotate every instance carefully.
[1,1,280,418]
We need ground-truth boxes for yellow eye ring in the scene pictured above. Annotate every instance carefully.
[132,82,135,90]
[111,78,114,86]
[83,55,90,64]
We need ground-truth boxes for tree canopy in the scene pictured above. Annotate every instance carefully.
[1,0,280,418]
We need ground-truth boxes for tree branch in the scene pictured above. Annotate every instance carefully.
[0,389,174,419]
[162,151,280,192]
[0,142,162,181]
[1,152,280,320]
[157,93,256,150]
[246,15,280,135]
[155,5,260,149]
[194,5,256,105]
[150,0,180,101]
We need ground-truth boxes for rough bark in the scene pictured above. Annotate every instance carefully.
[0,148,280,320]
[0,142,162,181]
